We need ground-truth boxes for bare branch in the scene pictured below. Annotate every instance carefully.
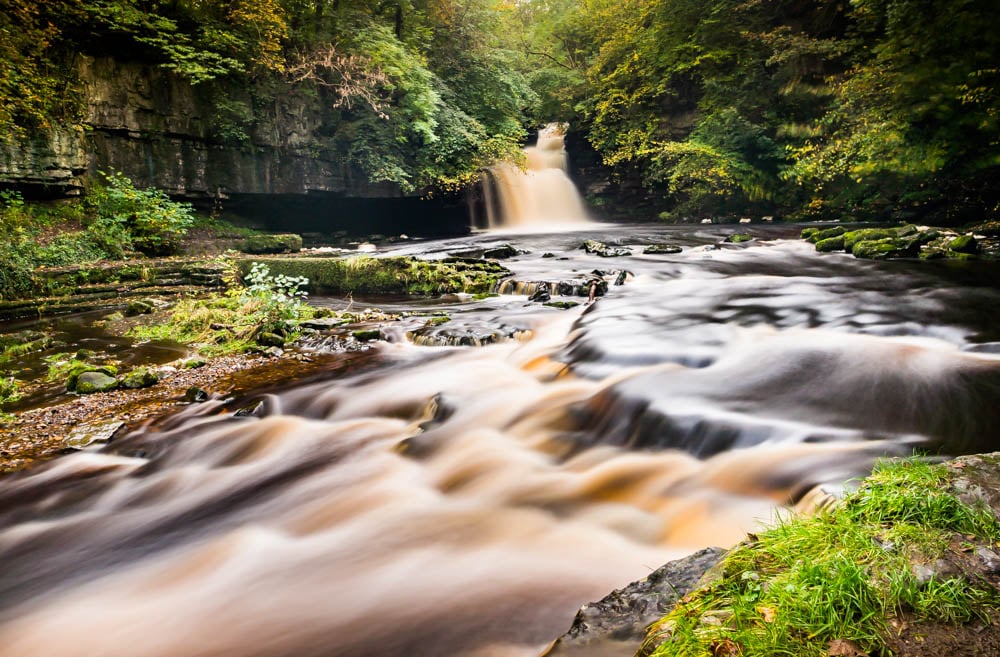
[286,46,391,119]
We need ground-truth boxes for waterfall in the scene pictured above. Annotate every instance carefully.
[480,123,591,230]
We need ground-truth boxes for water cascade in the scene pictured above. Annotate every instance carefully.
[481,124,591,230]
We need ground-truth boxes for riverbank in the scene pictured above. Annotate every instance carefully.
[547,455,1000,657]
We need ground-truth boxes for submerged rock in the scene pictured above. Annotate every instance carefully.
[643,244,682,255]
[543,547,726,657]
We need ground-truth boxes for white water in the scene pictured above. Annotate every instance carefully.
[482,124,591,230]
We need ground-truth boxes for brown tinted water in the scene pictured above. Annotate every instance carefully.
[2,224,1000,657]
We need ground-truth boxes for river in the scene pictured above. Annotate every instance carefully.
[3,220,1000,657]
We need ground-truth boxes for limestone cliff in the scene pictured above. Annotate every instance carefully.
[0,56,403,200]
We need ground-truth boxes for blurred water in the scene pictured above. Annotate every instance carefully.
[2,223,1000,657]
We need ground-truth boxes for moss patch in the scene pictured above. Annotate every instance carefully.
[242,256,510,296]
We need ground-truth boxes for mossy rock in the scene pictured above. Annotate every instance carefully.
[725,233,753,243]
[182,357,206,369]
[815,236,845,252]
[352,329,382,342]
[242,233,303,254]
[948,235,978,254]
[74,370,119,394]
[804,226,844,243]
[543,301,580,309]
[65,362,118,391]
[581,240,631,257]
[842,228,898,251]
[852,238,911,260]
[125,300,154,316]
[121,367,159,389]
[258,332,285,347]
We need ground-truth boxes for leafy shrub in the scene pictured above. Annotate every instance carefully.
[87,171,195,255]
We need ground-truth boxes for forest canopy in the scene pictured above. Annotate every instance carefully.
[1,0,997,221]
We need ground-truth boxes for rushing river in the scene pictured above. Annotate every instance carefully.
[3,221,1000,657]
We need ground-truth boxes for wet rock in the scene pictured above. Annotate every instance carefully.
[299,317,349,330]
[804,226,845,243]
[842,228,898,251]
[543,301,579,309]
[614,270,630,286]
[852,238,915,260]
[352,329,382,342]
[182,357,206,369]
[184,386,209,403]
[724,233,753,243]
[234,400,266,418]
[643,244,682,255]
[582,240,631,257]
[815,236,845,252]
[529,283,552,303]
[407,322,530,347]
[64,420,125,449]
[482,244,523,259]
[121,367,159,390]
[263,346,284,358]
[949,234,978,254]
[75,371,118,394]
[544,547,726,657]
[542,252,556,258]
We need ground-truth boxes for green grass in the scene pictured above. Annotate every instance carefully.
[643,459,1000,657]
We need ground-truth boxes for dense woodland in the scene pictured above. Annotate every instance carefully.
[1,0,998,221]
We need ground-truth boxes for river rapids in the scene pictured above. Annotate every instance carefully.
[2,223,1000,657]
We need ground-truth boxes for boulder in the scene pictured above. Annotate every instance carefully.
[543,547,727,657]
[725,233,753,243]
[948,234,978,254]
[582,240,631,257]
[815,236,845,252]
[121,367,159,389]
[74,371,118,394]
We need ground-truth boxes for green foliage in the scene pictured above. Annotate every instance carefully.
[643,458,1000,657]
[0,375,22,406]
[130,260,312,355]
[524,0,999,222]
[87,171,195,255]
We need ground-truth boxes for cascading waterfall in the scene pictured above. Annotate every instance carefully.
[480,124,591,230]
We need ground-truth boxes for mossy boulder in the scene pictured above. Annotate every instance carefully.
[352,329,382,342]
[842,228,898,251]
[258,332,286,347]
[74,371,119,394]
[948,234,978,254]
[242,233,303,254]
[803,226,844,243]
[65,362,118,391]
[852,238,914,260]
[725,233,753,243]
[814,236,845,252]
[121,367,159,389]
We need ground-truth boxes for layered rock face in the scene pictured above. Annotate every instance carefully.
[0,57,401,200]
